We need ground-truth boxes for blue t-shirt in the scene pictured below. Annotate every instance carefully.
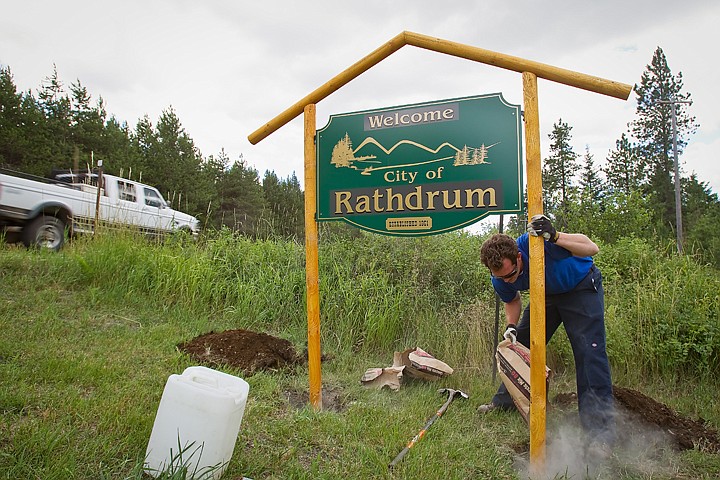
[492,233,593,303]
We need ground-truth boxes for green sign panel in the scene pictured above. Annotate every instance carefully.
[316,93,523,236]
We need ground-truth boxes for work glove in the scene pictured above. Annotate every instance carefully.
[503,324,518,344]
[527,214,559,243]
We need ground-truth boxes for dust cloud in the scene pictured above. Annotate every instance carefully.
[514,409,680,479]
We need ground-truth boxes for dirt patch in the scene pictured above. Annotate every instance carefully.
[612,385,720,453]
[552,385,720,453]
[552,392,577,408]
[177,329,303,375]
[284,386,348,413]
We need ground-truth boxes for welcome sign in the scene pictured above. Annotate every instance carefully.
[316,93,523,236]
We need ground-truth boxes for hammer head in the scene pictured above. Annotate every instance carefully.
[438,388,469,400]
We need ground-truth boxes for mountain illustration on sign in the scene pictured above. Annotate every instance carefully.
[330,132,498,176]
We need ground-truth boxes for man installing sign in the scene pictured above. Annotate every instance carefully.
[478,214,615,456]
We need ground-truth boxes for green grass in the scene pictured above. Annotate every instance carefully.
[0,231,718,479]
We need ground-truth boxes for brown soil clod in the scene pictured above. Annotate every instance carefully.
[177,329,304,375]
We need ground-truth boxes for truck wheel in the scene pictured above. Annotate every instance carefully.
[167,227,194,246]
[23,216,66,251]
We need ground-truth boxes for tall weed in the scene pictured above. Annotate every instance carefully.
[13,229,718,380]
[597,237,720,378]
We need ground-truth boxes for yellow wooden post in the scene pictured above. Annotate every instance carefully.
[523,71,546,471]
[304,104,322,410]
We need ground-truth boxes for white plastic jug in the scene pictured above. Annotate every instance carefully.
[144,366,250,479]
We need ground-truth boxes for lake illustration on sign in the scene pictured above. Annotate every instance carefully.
[330,133,499,176]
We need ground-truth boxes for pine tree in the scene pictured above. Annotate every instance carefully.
[261,170,304,240]
[69,79,106,161]
[331,133,354,167]
[131,115,156,178]
[149,107,203,211]
[0,66,56,174]
[542,119,579,227]
[682,174,720,266]
[604,133,644,195]
[37,64,73,166]
[579,146,603,204]
[683,174,717,229]
[565,146,605,239]
[630,46,698,233]
[100,116,140,174]
[0,66,26,167]
[206,152,265,233]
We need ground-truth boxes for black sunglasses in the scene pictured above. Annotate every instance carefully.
[492,264,518,280]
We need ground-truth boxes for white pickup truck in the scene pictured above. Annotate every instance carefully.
[0,167,200,251]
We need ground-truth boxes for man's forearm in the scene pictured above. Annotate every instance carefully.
[505,294,522,326]
[554,232,599,257]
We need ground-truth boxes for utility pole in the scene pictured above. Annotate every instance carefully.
[657,98,692,254]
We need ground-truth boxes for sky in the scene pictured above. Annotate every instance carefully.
[2,1,719,198]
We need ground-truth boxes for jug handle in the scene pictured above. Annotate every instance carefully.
[189,373,219,389]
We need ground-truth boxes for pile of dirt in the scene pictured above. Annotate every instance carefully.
[613,385,720,453]
[178,329,346,412]
[177,329,303,375]
[552,386,720,453]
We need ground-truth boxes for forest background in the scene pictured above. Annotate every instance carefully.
[1,46,719,266]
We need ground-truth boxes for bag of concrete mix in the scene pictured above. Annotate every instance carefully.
[496,339,551,423]
[360,347,452,390]
[360,366,404,390]
[398,347,453,381]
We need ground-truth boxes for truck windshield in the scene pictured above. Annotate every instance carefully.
[144,187,166,208]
